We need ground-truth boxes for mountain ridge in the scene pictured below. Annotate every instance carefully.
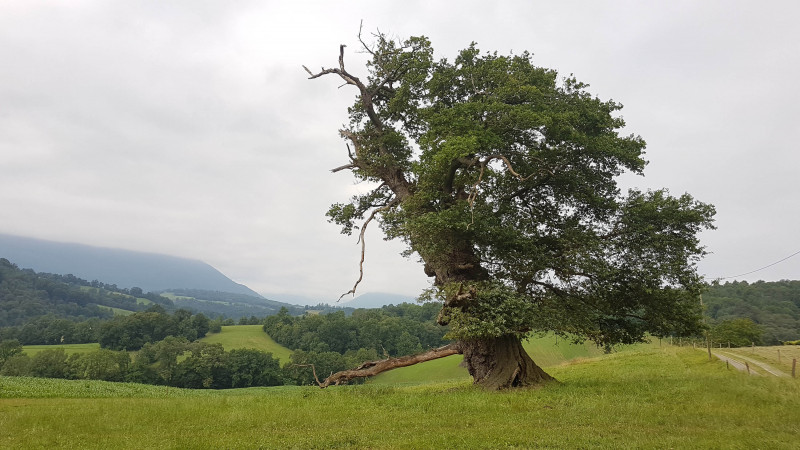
[0,233,261,298]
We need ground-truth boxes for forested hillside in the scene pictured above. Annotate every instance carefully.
[162,289,308,318]
[0,258,172,328]
[704,280,800,344]
[0,234,262,297]
[0,257,314,323]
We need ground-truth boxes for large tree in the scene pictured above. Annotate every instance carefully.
[305,31,715,389]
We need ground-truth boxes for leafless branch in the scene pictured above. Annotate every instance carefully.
[485,154,536,182]
[291,364,323,387]
[357,20,374,56]
[338,198,400,300]
[331,163,356,173]
[317,343,462,387]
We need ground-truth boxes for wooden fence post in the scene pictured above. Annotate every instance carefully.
[778,349,781,364]
[745,361,750,375]
[793,359,797,378]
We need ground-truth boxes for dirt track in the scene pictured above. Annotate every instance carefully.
[708,349,792,377]
[718,351,790,377]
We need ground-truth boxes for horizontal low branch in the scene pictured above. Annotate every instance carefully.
[317,343,462,388]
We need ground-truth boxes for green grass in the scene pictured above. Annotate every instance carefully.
[97,305,134,316]
[200,325,292,364]
[22,343,101,357]
[2,346,799,448]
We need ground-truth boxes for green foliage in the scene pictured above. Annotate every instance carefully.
[0,258,177,327]
[315,35,715,350]
[0,338,22,366]
[710,318,763,347]
[68,349,130,381]
[704,280,800,344]
[0,353,31,376]
[97,308,211,351]
[29,348,69,378]
[263,303,447,357]
[1,336,284,389]
[228,348,283,388]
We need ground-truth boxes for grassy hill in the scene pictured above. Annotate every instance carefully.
[199,325,292,365]
[2,346,799,448]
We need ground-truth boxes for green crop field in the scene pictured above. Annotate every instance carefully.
[200,325,292,364]
[21,343,101,357]
[2,346,799,449]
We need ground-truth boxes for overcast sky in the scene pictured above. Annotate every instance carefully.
[1,1,799,303]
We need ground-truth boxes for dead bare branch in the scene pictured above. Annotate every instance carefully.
[486,154,535,182]
[291,364,323,387]
[331,163,356,173]
[338,198,399,300]
[317,343,462,387]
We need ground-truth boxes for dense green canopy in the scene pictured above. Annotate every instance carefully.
[313,33,715,353]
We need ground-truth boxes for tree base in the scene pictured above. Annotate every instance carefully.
[461,335,555,390]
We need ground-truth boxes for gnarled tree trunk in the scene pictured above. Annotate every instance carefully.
[461,335,555,389]
[313,335,554,390]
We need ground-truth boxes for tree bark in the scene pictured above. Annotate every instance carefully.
[460,334,555,389]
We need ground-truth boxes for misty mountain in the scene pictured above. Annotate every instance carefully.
[0,233,261,297]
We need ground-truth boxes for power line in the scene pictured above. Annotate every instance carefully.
[714,248,800,281]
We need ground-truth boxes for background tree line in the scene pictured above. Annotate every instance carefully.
[704,280,800,345]
[0,338,283,389]
[0,258,173,328]
[264,302,450,385]
[0,305,219,348]
[264,303,447,356]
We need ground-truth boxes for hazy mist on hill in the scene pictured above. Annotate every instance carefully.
[0,233,262,297]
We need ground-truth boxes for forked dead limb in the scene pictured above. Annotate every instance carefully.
[304,343,462,388]
[338,198,399,300]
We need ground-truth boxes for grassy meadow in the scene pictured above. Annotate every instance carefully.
[199,325,293,364]
[2,345,799,448]
[21,343,101,357]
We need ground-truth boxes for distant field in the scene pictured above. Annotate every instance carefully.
[200,325,292,364]
[2,346,799,448]
[369,334,608,385]
[22,343,100,357]
[97,305,134,316]
[161,292,230,307]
